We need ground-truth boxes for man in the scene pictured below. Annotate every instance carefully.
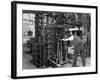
[63,30,86,67]
[72,31,86,67]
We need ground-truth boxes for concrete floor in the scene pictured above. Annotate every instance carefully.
[22,45,91,69]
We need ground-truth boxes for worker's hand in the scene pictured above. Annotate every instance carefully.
[62,39,65,41]
[62,39,68,41]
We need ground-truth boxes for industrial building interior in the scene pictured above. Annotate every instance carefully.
[22,10,91,69]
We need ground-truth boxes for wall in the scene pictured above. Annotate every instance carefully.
[22,13,35,43]
[0,0,99,80]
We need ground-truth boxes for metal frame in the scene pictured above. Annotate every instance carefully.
[11,1,98,79]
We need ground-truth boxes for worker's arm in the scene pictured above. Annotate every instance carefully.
[62,36,74,41]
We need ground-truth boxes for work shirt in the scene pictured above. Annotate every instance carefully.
[73,35,83,51]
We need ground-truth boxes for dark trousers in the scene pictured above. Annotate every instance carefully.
[72,44,86,67]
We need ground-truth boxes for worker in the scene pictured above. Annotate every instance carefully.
[62,30,86,67]
[72,31,86,67]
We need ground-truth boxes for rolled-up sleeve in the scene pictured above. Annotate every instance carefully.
[63,36,74,41]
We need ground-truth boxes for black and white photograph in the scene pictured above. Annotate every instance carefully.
[22,10,91,69]
[11,1,97,79]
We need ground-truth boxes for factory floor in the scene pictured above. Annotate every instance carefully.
[22,45,91,69]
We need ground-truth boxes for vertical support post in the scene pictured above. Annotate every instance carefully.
[60,40,63,64]
[40,45,41,68]
[34,44,36,66]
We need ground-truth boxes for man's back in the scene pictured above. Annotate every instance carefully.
[73,35,83,49]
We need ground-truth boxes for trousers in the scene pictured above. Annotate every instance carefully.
[72,43,86,67]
